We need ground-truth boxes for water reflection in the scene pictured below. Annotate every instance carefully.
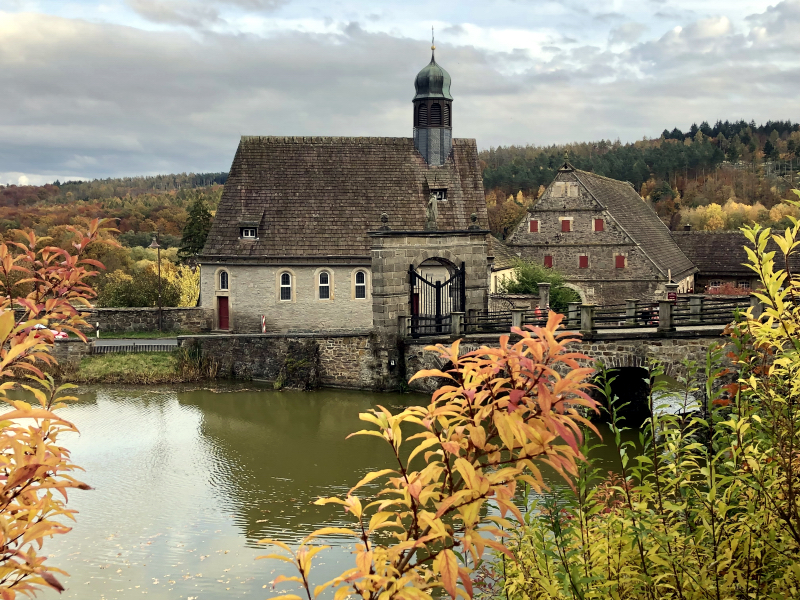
[35,384,629,600]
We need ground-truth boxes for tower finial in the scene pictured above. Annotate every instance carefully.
[431,26,435,60]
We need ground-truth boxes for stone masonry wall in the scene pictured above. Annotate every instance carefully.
[370,231,489,334]
[15,307,212,333]
[507,171,664,305]
[199,264,373,333]
[179,333,399,390]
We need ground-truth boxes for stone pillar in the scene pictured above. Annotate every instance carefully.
[749,294,764,320]
[398,315,410,338]
[625,299,637,326]
[537,282,551,311]
[689,295,704,324]
[580,304,595,335]
[568,302,581,329]
[511,308,525,329]
[451,312,464,337]
[658,300,674,332]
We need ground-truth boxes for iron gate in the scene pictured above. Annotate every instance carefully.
[409,262,466,336]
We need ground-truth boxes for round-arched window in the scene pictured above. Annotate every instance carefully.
[355,271,367,299]
[280,272,292,301]
[319,271,330,300]
[219,270,229,291]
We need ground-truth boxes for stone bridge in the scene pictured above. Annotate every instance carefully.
[404,327,732,394]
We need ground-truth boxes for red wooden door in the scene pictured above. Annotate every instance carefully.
[218,297,229,330]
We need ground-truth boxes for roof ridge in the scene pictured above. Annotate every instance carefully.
[574,168,637,188]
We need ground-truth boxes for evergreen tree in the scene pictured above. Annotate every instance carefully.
[178,192,213,260]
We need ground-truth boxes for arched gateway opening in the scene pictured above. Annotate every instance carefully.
[590,367,652,428]
[409,258,465,337]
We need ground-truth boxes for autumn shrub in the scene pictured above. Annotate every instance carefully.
[0,221,110,597]
[492,192,800,599]
[263,314,598,600]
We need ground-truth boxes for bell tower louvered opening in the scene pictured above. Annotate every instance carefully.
[417,104,428,127]
[430,103,442,126]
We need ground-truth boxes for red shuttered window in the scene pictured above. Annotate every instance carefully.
[615,255,626,269]
[561,219,571,233]
[594,218,604,232]
[529,220,539,233]
[544,255,553,268]
[579,255,589,269]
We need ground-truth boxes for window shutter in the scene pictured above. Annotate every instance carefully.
[544,255,553,268]
[430,103,442,126]
[594,219,604,232]
[418,104,428,126]
[561,219,571,233]
[529,220,538,233]
[579,255,589,269]
[615,255,625,269]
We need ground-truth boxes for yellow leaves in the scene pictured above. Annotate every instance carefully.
[434,549,459,599]
[350,469,397,494]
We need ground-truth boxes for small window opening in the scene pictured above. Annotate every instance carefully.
[594,219,604,232]
[529,220,539,233]
[241,227,257,239]
[319,272,330,300]
[355,271,367,299]
[219,271,229,290]
[615,255,625,269]
[280,272,292,301]
[579,255,589,269]
[431,189,447,202]
[443,103,451,127]
[737,280,751,289]
[561,219,571,233]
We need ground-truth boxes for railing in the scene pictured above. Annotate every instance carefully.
[92,343,178,354]
[401,294,759,338]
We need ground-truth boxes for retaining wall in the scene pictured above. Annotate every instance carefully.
[16,307,213,334]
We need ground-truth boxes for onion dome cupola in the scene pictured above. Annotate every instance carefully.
[413,36,453,166]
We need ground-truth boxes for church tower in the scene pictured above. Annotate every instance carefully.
[413,40,453,166]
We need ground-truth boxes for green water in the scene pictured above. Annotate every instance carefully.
[35,384,621,600]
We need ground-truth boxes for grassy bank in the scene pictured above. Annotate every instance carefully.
[63,352,191,384]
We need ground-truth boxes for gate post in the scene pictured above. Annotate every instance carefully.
[511,308,525,329]
[451,312,464,337]
[749,293,764,320]
[625,299,637,326]
[537,282,551,311]
[568,302,581,329]
[658,299,675,332]
[580,304,595,335]
[689,295,704,324]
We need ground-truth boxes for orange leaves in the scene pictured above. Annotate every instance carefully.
[435,549,459,598]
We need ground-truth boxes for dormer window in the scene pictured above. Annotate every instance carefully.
[241,227,257,239]
[431,189,447,202]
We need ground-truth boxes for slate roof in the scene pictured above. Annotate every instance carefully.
[488,237,520,271]
[200,136,487,260]
[672,230,800,276]
[571,167,696,280]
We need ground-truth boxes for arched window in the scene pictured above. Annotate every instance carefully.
[430,103,442,127]
[319,271,330,300]
[219,270,229,291]
[418,104,428,127]
[355,271,367,299]
[443,103,451,127]
[279,272,292,301]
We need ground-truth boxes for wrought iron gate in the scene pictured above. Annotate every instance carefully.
[409,262,466,336]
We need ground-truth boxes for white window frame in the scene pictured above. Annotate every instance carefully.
[218,270,229,291]
[318,270,332,301]
[559,217,573,233]
[431,189,447,202]
[279,271,293,301]
[241,228,257,239]
[354,270,368,300]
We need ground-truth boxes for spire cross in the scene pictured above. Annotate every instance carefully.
[431,26,435,60]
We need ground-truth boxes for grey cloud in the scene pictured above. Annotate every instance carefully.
[441,24,466,36]
[1,7,799,180]
[609,22,646,45]
[127,0,287,27]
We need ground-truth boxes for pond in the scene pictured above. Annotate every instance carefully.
[37,384,624,600]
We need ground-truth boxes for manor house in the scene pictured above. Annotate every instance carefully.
[505,161,697,304]
[198,46,491,334]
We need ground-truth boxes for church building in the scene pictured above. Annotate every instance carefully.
[198,46,491,334]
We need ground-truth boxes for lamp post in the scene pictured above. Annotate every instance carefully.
[149,234,162,331]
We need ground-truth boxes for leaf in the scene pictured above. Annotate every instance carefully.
[436,548,459,599]
[349,469,396,494]
[302,528,359,543]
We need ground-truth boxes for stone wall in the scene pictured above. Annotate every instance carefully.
[178,333,399,390]
[199,264,373,334]
[16,307,212,333]
[370,231,490,334]
[51,338,93,369]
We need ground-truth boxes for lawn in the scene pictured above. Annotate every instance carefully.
[63,352,185,384]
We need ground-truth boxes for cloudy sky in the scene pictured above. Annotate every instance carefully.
[1,0,799,184]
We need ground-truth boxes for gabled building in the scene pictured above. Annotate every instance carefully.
[198,47,490,334]
[505,161,696,304]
